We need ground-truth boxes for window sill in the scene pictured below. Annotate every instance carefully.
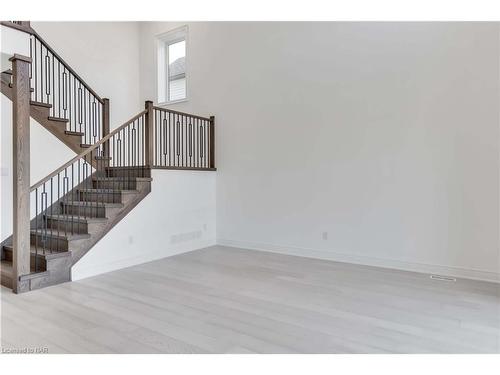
[157,98,188,106]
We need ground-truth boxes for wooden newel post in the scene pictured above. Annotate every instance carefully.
[10,54,31,293]
[209,116,215,169]
[144,100,154,167]
[102,98,110,160]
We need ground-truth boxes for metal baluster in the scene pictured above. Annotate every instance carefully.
[62,68,67,117]
[189,119,193,167]
[41,184,47,255]
[33,37,37,102]
[34,188,38,271]
[92,100,97,143]
[78,84,82,133]
[50,177,54,254]
[175,115,181,166]
[51,51,55,115]
[168,112,171,167]
[45,50,50,102]
[199,121,203,165]
[57,61,61,118]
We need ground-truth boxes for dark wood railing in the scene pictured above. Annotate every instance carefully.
[2,21,107,145]
[152,106,215,170]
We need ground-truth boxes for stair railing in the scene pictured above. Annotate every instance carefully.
[26,102,216,271]
[29,109,148,271]
[1,21,109,146]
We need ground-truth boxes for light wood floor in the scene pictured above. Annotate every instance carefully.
[1,246,499,353]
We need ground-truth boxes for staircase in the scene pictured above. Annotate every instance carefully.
[0,22,216,293]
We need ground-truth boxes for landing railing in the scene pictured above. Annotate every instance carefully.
[1,21,108,145]
[152,106,215,170]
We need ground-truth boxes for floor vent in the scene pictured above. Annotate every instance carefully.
[430,274,457,282]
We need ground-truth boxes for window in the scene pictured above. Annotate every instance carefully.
[157,26,187,104]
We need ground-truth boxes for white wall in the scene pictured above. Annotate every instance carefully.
[139,22,499,282]
[72,170,216,280]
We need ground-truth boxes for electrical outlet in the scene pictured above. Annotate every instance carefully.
[128,235,134,244]
[322,232,328,240]
[203,224,207,231]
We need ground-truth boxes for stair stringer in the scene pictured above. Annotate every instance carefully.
[1,78,86,155]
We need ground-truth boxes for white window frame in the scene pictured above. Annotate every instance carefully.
[156,25,188,105]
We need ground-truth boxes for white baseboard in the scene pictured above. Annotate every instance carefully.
[72,238,216,281]
[217,238,500,284]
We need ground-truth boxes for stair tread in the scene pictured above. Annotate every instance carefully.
[61,200,124,208]
[44,214,108,223]
[93,176,152,181]
[65,130,84,136]
[2,69,13,75]
[48,116,69,123]
[30,100,52,108]
[79,188,139,194]
[3,244,71,258]
[30,228,91,240]
[106,166,150,169]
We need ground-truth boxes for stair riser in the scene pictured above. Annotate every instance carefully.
[30,233,68,252]
[106,168,151,178]
[93,180,138,189]
[3,249,47,270]
[46,217,89,234]
[62,204,106,218]
[1,273,13,289]
[79,191,122,204]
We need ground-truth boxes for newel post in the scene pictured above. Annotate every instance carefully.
[144,100,154,167]
[10,54,31,293]
[102,98,110,159]
[209,116,215,169]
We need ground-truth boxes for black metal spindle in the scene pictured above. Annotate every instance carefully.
[34,188,38,271]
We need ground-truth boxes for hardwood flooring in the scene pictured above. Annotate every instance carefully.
[1,246,499,353]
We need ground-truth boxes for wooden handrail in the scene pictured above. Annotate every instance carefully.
[153,106,211,122]
[30,110,147,191]
[1,21,104,104]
